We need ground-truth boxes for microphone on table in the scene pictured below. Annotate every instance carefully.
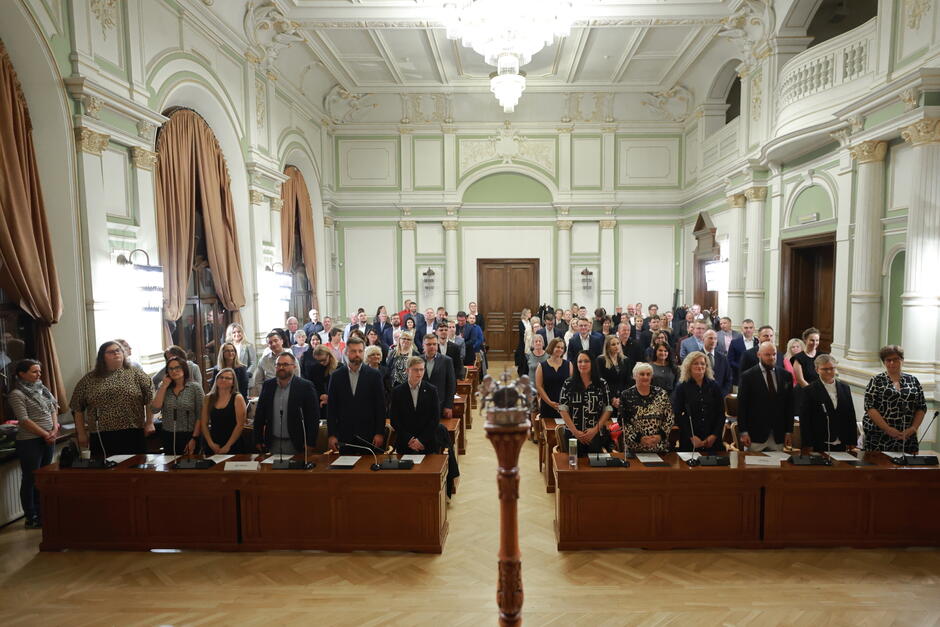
[894,411,940,466]
[340,439,381,471]
[94,411,117,468]
[273,406,314,469]
[357,434,415,470]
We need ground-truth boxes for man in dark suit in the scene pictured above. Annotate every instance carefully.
[344,310,373,342]
[254,352,320,456]
[455,311,483,366]
[641,304,659,332]
[326,336,386,454]
[422,334,456,418]
[373,311,393,347]
[727,318,758,384]
[436,323,465,380]
[737,341,795,451]
[715,316,739,356]
[738,325,786,374]
[567,318,604,363]
[537,315,564,346]
[616,322,645,364]
[799,354,858,453]
[702,329,732,397]
[389,356,442,454]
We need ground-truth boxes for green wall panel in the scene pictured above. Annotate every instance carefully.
[790,185,833,226]
[462,172,553,203]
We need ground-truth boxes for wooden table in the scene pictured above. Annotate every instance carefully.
[441,415,465,455]
[35,454,449,553]
[553,451,940,550]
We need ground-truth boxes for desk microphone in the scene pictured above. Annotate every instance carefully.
[74,410,117,469]
[95,412,117,468]
[893,411,940,466]
[272,406,314,469]
[341,440,381,471]
[357,434,415,470]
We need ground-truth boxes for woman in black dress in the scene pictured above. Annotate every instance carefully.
[596,334,633,407]
[304,345,338,422]
[535,338,572,420]
[558,350,613,456]
[791,327,821,387]
[209,342,250,398]
[864,345,927,453]
[671,352,725,453]
[200,368,247,454]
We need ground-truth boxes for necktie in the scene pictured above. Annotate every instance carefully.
[707,353,714,369]
[764,367,776,398]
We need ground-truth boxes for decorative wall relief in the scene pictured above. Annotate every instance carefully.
[255,79,266,129]
[561,93,614,124]
[400,93,454,125]
[90,0,119,39]
[324,85,378,125]
[641,86,692,123]
[749,71,762,122]
[458,123,556,180]
[244,1,305,70]
[905,0,931,30]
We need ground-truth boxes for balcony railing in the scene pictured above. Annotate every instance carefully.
[777,17,877,112]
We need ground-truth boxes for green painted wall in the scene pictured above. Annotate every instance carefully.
[462,172,553,203]
[887,251,905,346]
[790,185,833,226]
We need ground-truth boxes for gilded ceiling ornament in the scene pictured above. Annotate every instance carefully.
[400,93,453,125]
[244,1,305,70]
[642,85,693,123]
[324,85,377,125]
[90,0,119,38]
[562,93,614,124]
[717,0,775,75]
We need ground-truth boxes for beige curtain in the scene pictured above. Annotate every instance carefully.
[0,39,66,404]
[155,109,246,331]
[280,165,319,309]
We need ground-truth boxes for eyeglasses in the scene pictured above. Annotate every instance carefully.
[167,366,183,372]
[105,349,123,355]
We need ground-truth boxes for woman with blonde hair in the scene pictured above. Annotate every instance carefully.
[784,338,804,385]
[210,342,249,397]
[225,322,256,377]
[515,307,534,377]
[596,334,633,408]
[671,351,724,453]
[387,331,417,387]
[200,367,246,455]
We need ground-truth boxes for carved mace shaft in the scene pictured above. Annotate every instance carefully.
[486,422,529,626]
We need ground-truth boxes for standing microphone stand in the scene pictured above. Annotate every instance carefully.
[340,440,382,471]
[480,371,536,626]
[273,406,314,469]
[789,402,833,466]
[356,434,413,470]
[894,411,940,466]
[73,410,117,469]
[684,402,728,467]
[175,407,214,469]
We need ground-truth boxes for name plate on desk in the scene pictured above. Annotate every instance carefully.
[330,456,360,469]
[224,461,259,471]
[744,455,782,466]
[636,453,668,467]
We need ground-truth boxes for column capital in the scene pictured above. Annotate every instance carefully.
[901,118,940,146]
[249,189,265,205]
[74,127,110,155]
[130,146,157,171]
[727,193,746,209]
[324,216,336,228]
[398,220,416,230]
[599,220,617,229]
[556,220,573,230]
[442,220,459,231]
[849,140,888,163]
[744,186,767,202]
[270,197,284,211]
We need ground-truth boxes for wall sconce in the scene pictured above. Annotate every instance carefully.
[422,267,436,292]
[580,267,593,291]
[114,249,163,312]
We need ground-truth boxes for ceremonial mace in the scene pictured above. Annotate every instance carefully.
[480,371,536,626]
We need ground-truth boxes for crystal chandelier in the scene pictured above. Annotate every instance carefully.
[445,0,575,112]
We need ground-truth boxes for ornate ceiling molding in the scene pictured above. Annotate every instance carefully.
[716,0,775,74]
[642,85,693,123]
[244,1,305,70]
[400,93,454,125]
[90,0,119,39]
[561,93,614,124]
[295,17,725,30]
[323,85,377,125]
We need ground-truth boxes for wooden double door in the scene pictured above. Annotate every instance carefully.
[780,234,835,353]
[477,259,539,360]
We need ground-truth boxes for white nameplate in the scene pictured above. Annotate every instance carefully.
[636,454,663,463]
[106,454,135,464]
[330,456,360,468]
[208,454,234,463]
[745,455,781,466]
[827,452,859,462]
[677,452,696,461]
[145,454,178,464]
[224,461,259,471]
[400,454,425,463]
[880,451,905,459]
[761,451,790,461]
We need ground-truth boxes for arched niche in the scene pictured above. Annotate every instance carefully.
[155,81,255,338]
[0,3,86,385]
[787,183,834,227]
[461,171,554,204]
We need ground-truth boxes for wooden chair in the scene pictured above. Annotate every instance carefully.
[667,425,681,450]
[723,394,738,450]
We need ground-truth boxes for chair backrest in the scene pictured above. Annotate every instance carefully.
[667,425,680,449]
[724,393,738,419]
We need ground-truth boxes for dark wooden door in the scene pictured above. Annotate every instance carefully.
[780,234,835,353]
[477,259,539,360]
[694,258,718,312]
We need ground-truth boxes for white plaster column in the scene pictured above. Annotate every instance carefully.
[744,186,767,323]
[726,193,747,326]
[324,216,339,318]
[599,220,616,311]
[556,220,573,306]
[400,220,417,308]
[443,220,460,314]
[900,119,940,369]
[846,140,888,364]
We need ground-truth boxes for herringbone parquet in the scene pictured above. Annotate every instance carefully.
[1,362,939,626]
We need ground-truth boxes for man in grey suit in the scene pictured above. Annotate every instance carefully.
[679,320,707,361]
[422,334,456,419]
[716,316,741,356]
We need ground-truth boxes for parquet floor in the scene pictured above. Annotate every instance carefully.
[1,363,939,626]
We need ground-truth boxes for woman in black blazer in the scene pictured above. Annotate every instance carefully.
[800,354,858,452]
